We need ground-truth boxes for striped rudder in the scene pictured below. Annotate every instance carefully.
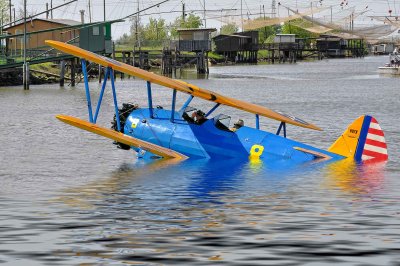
[355,116,388,161]
[328,115,388,162]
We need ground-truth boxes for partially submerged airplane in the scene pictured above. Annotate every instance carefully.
[46,40,388,164]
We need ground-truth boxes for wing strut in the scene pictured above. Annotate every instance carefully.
[81,59,121,131]
[276,122,287,138]
[82,59,94,123]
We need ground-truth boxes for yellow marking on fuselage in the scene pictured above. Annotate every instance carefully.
[249,144,265,160]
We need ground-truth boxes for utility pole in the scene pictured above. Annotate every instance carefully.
[311,1,313,25]
[88,0,92,23]
[9,0,12,24]
[263,4,266,42]
[240,0,243,32]
[103,0,106,21]
[182,2,185,23]
[263,4,265,19]
[46,3,49,19]
[271,0,276,18]
[135,0,140,48]
[23,0,29,90]
[1,9,3,35]
[330,5,332,24]
[50,0,53,19]
[203,0,206,27]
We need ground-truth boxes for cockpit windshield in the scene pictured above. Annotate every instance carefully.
[214,114,232,131]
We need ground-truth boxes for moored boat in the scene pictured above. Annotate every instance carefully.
[378,52,400,75]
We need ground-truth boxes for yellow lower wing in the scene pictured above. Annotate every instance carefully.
[56,115,188,160]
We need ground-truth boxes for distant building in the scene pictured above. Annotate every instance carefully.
[79,22,113,54]
[273,34,296,44]
[3,18,80,53]
[213,31,259,63]
[175,28,217,52]
[316,35,347,57]
[372,43,395,55]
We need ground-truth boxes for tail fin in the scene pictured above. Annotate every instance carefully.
[328,115,388,162]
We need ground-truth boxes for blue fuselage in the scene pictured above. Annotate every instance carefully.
[124,108,343,163]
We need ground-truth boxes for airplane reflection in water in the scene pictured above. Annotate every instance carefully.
[323,158,387,194]
[54,156,387,211]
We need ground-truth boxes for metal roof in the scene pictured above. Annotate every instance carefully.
[176,28,217,32]
[4,18,81,30]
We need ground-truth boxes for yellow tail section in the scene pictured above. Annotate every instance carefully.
[328,115,365,158]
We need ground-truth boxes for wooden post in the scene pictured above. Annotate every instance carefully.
[121,52,125,80]
[272,49,275,64]
[133,47,136,67]
[98,64,102,83]
[112,43,116,79]
[60,60,65,87]
[206,52,209,74]
[70,59,75,87]
[23,62,30,90]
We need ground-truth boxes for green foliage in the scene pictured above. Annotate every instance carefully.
[0,0,10,24]
[248,17,281,44]
[115,33,130,45]
[220,23,238,35]
[116,13,203,46]
[259,25,280,43]
[143,17,167,41]
[170,13,202,38]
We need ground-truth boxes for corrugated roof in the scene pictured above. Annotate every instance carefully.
[213,34,251,39]
[177,28,217,32]
[42,19,81,26]
[4,18,81,30]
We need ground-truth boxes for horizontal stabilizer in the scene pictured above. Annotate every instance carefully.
[293,147,332,161]
[56,115,188,161]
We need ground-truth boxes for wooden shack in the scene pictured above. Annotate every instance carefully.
[175,28,216,52]
[79,22,113,54]
[316,35,347,57]
[3,18,80,54]
[3,18,117,57]
[213,31,259,63]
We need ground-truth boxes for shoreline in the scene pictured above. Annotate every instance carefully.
[0,55,375,88]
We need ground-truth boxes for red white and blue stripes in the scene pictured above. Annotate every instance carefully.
[361,117,388,161]
[356,116,388,161]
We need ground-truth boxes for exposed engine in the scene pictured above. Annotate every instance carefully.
[111,103,138,150]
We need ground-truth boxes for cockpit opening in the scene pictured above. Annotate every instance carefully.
[214,114,232,131]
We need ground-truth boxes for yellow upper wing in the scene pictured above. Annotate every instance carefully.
[46,40,322,131]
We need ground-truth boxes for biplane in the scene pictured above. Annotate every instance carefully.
[46,40,389,164]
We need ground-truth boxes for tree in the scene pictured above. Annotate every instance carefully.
[170,13,202,38]
[115,33,132,45]
[220,23,238,35]
[143,17,167,41]
[129,16,144,47]
[249,17,280,44]
[0,0,10,25]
